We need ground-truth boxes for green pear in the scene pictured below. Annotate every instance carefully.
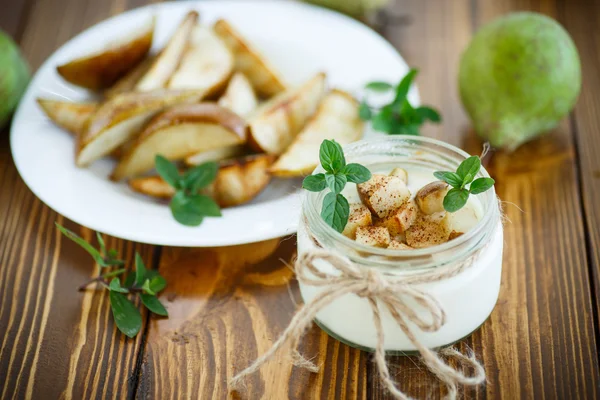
[459,12,581,151]
[0,30,29,129]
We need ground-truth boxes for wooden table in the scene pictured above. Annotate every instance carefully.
[1,0,599,398]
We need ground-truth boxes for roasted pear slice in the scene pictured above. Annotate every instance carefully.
[167,24,234,97]
[129,154,274,207]
[248,72,326,155]
[213,19,286,97]
[135,11,198,91]
[217,72,258,117]
[37,98,97,134]
[111,103,248,180]
[56,17,155,90]
[76,89,204,167]
[184,145,247,166]
[104,55,155,98]
[269,89,363,176]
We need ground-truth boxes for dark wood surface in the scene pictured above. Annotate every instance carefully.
[1,0,599,399]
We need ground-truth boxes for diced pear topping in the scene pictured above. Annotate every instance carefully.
[443,205,479,233]
[405,214,450,248]
[355,226,391,248]
[389,167,408,184]
[415,181,449,215]
[357,174,411,218]
[342,203,373,239]
[448,231,464,240]
[375,200,419,237]
[388,240,413,250]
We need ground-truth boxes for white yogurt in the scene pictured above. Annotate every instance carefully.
[297,166,503,351]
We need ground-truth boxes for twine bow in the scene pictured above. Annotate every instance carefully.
[230,249,486,399]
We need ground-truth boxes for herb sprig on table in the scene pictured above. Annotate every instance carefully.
[359,69,442,135]
[302,140,371,232]
[155,155,222,227]
[56,223,168,338]
[434,155,495,212]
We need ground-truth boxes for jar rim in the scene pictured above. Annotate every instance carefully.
[302,135,499,268]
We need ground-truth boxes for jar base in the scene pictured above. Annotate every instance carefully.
[313,317,489,356]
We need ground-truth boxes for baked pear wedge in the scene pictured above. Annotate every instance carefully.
[129,154,274,207]
[56,17,155,90]
[269,89,363,176]
[136,11,198,91]
[167,24,234,97]
[76,89,204,167]
[111,103,248,180]
[213,19,286,97]
[217,72,257,117]
[248,72,326,155]
[37,99,98,135]
[104,55,155,98]
[184,145,247,166]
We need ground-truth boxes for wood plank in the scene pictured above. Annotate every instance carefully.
[560,0,600,333]
[0,0,30,38]
[0,0,156,398]
[368,0,600,398]
[137,238,368,399]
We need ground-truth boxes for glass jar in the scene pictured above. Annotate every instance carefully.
[297,136,503,352]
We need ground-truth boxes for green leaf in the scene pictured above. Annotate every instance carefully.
[365,81,394,92]
[141,279,155,295]
[103,268,127,279]
[319,140,345,173]
[470,177,495,194]
[134,253,147,287]
[155,155,181,189]
[443,188,470,212]
[320,192,350,233]
[456,156,481,183]
[394,68,418,104]
[56,223,103,265]
[371,106,394,133]
[140,294,168,316]
[182,162,218,193]
[108,278,129,293]
[433,171,463,188]
[415,106,442,123]
[358,102,372,121]
[343,163,371,184]
[169,192,222,226]
[109,291,142,338]
[325,173,347,194]
[123,273,136,288]
[97,233,107,256]
[108,249,119,259]
[149,275,167,293]
[389,122,420,136]
[302,174,327,192]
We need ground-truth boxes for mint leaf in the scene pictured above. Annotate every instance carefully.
[134,253,147,287]
[433,171,463,188]
[123,273,136,288]
[193,195,221,217]
[319,140,345,173]
[302,174,327,192]
[320,192,350,233]
[141,279,155,295]
[140,294,168,316]
[343,163,371,184]
[371,105,394,133]
[109,291,142,338]
[394,68,418,104]
[325,173,347,194]
[456,156,481,183]
[108,278,129,293]
[183,162,218,193]
[155,155,181,189]
[97,233,107,256]
[148,275,167,293]
[415,106,441,122]
[102,268,127,279]
[358,101,372,120]
[470,177,495,194]
[443,188,470,212]
[56,223,103,266]
[169,192,221,226]
[365,81,393,92]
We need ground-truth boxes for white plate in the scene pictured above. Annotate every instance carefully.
[10,0,419,247]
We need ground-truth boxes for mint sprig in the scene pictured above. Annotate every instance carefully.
[155,155,221,227]
[360,68,441,135]
[302,140,371,233]
[56,223,168,338]
[434,156,495,212]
